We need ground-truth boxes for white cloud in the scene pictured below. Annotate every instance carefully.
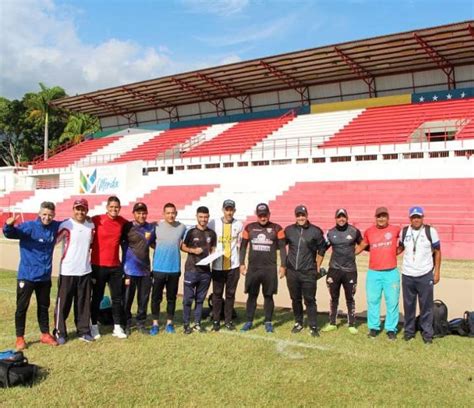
[0,0,178,99]
[219,54,242,65]
[195,15,295,47]
[181,0,249,16]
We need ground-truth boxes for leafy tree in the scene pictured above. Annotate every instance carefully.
[60,113,100,144]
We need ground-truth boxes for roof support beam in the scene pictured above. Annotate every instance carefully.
[334,47,376,97]
[195,73,252,112]
[171,77,226,116]
[413,33,456,89]
[82,95,138,125]
[259,61,310,105]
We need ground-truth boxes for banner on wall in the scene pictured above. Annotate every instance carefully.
[78,167,120,194]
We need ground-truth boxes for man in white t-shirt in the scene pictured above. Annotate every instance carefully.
[208,199,243,331]
[398,206,441,344]
[53,199,95,344]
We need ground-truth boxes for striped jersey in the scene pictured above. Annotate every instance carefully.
[208,218,243,270]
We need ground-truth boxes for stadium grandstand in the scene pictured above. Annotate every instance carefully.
[1,20,473,260]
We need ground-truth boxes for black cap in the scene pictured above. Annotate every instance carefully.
[222,199,236,209]
[294,205,308,216]
[256,203,270,216]
[335,208,348,218]
[133,202,148,212]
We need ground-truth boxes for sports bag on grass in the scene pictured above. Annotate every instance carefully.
[0,350,38,388]
[432,299,450,338]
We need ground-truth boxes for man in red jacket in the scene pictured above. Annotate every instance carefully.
[90,196,128,339]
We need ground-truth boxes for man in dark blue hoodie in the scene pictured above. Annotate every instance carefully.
[3,201,61,351]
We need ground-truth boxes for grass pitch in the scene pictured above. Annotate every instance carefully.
[0,270,472,407]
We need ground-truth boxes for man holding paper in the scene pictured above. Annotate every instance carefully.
[208,199,243,332]
[181,206,217,334]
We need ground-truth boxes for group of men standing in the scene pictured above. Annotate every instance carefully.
[3,195,441,350]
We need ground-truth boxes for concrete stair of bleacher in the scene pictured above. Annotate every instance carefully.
[241,109,364,159]
[77,131,161,167]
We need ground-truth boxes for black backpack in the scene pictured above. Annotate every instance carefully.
[449,311,474,337]
[432,300,450,338]
[0,351,38,388]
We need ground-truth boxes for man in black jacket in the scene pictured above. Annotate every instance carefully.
[284,205,327,337]
[321,208,362,335]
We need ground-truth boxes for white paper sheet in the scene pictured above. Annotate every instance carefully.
[195,249,224,266]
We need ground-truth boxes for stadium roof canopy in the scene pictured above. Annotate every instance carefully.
[52,21,474,118]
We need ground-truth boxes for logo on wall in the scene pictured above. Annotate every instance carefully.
[80,169,97,193]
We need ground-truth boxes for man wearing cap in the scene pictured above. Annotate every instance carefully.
[398,207,441,344]
[356,207,401,340]
[208,199,243,331]
[90,196,128,340]
[53,199,95,344]
[3,201,61,350]
[321,209,362,335]
[239,203,286,333]
[150,203,187,335]
[284,205,326,337]
[181,206,217,334]
[121,202,156,335]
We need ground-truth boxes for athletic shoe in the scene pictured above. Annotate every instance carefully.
[240,321,253,332]
[264,322,274,333]
[15,336,27,351]
[90,324,101,340]
[321,324,337,333]
[40,333,58,346]
[165,323,176,334]
[310,327,320,337]
[183,324,193,335]
[211,321,221,332]
[291,323,304,334]
[348,326,358,335]
[367,329,379,339]
[224,322,236,331]
[404,334,415,342]
[112,327,127,339]
[56,336,67,345]
[423,337,433,345]
[387,331,397,341]
[149,325,160,336]
[78,334,94,343]
[193,324,206,333]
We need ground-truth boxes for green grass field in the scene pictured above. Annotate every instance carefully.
[0,269,472,407]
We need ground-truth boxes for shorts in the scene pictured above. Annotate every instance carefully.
[245,267,278,296]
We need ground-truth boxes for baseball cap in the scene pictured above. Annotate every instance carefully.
[294,205,308,216]
[256,203,270,216]
[222,199,236,209]
[73,198,89,210]
[409,206,424,217]
[133,202,148,213]
[375,207,389,217]
[335,208,348,218]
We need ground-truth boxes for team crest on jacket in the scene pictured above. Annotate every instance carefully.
[206,237,212,243]
[267,228,272,233]
[384,232,392,240]
[19,281,25,289]
[346,234,353,240]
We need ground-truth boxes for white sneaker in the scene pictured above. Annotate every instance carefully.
[90,324,101,340]
[112,326,127,339]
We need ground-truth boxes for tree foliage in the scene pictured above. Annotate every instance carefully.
[0,84,100,166]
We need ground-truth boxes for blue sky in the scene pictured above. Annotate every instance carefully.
[1,0,472,99]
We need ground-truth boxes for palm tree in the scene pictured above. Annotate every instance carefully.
[60,113,100,144]
[25,83,65,160]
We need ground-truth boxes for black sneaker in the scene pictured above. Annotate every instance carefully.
[423,337,433,345]
[291,323,304,334]
[403,334,415,342]
[224,322,236,331]
[387,331,397,341]
[310,326,320,337]
[211,321,221,332]
[367,329,379,339]
[183,325,193,335]
[193,323,207,333]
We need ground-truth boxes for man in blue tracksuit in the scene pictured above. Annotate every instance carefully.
[3,202,61,351]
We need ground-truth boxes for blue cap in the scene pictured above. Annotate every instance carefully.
[409,206,424,217]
